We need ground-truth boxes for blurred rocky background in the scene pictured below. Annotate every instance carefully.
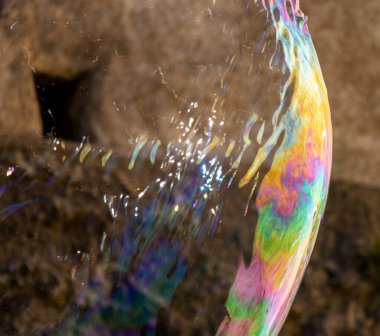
[0,0,379,335]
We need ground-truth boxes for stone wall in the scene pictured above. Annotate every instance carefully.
[0,0,278,149]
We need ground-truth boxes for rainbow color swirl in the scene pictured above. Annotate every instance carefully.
[217,0,332,335]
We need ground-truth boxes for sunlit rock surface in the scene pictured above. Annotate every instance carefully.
[0,0,128,137]
[0,0,276,146]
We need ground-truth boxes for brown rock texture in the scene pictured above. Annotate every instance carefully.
[0,0,281,148]
[0,0,129,137]
[0,33,41,135]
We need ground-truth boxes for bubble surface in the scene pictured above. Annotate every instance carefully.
[0,0,331,335]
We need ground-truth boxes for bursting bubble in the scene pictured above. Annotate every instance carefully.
[0,0,331,335]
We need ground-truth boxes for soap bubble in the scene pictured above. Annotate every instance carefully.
[0,0,331,335]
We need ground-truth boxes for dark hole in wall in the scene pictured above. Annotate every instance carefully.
[34,73,87,141]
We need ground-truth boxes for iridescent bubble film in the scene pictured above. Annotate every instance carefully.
[0,0,331,335]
